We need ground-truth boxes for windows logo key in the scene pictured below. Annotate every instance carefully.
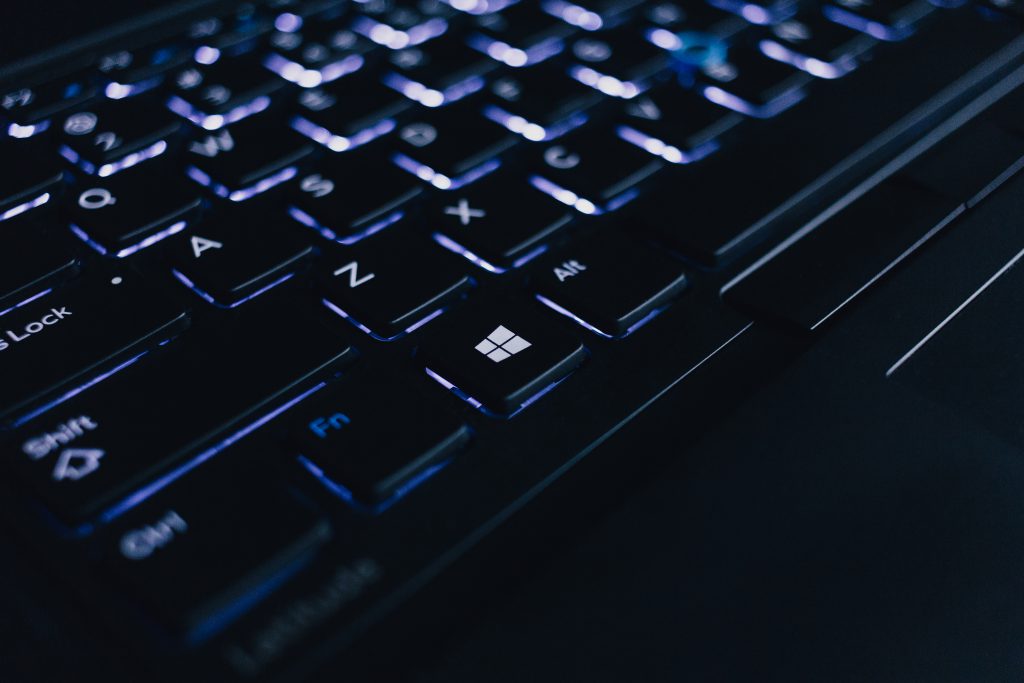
[475,325,531,363]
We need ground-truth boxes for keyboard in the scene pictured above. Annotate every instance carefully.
[1,0,1024,680]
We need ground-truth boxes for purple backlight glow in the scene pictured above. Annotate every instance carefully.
[616,125,719,164]
[187,165,298,202]
[383,72,485,107]
[264,52,365,89]
[71,220,187,259]
[392,153,501,191]
[7,120,50,139]
[172,268,296,309]
[542,0,603,30]
[291,115,395,152]
[289,206,404,245]
[322,298,447,342]
[758,39,857,79]
[466,32,564,67]
[61,139,169,177]
[0,192,50,222]
[483,105,587,142]
[432,232,547,274]
[167,94,271,130]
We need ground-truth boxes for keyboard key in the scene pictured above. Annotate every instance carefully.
[291,374,470,510]
[264,22,373,88]
[291,75,410,152]
[541,0,645,30]
[0,216,80,311]
[59,97,181,176]
[2,73,97,137]
[482,64,602,141]
[530,124,662,214]
[534,229,687,337]
[691,45,811,118]
[823,0,933,40]
[10,292,355,527]
[101,464,329,642]
[0,271,189,425]
[468,3,573,67]
[68,164,202,258]
[318,228,473,339]
[430,172,573,271]
[724,178,958,330]
[758,14,875,79]
[186,116,313,201]
[289,157,423,244]
[708,0,796,24]
[168,56,285,130]
[642,0,743,35]
[391,102,516,189]
[383,40,497,107]
[352,0,455,48]
[615,85,740,163]
[420,299,587,415]
[98,43,191,100]
[566,26,668,98]
[170,202,313,308]
[0,138,64,220]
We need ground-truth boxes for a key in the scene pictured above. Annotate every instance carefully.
[69,164,202,258]
[566,26,668,99]
[467,3,573,67]
[758,13,875,79]
[2,72,97,138]
[289,157,423,244]
[10,292,355,527]
[690,44,811,118]
[541,0,645,30]
[530,124,663,214]
[707,0,796,25]
[263,22,373,88]
[292,373,471,510]
[352,0,455,48]
[170,201,313,308]
[0,215,80,312]
[419,298,587,415]
[0,272,189,425]
[0,137,64,221]
[615,85,740,164]
[482,65,602,141]
[430,172,573,272]
[100,464,330,642]
[533,229,688,337]
[391,102,516,190]
[383,40,497,107]
[98,43,191,100]
[186,117,313,201]
[168,55,285,130]
[823,0,933,40]
[291,75,410,153]
[319,228,473,339]
[58,97,182,177]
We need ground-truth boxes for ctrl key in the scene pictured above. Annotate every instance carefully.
[100,469,330,644]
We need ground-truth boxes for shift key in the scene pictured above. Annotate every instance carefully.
[0,272,189,425]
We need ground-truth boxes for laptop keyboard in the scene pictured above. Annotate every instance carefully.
[1,0,1023,677]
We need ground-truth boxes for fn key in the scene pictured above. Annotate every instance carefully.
[420,300,587,416]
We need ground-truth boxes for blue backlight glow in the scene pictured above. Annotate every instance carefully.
[0,192,50,222]
[71,220,187,259]
[172,269,296,309]
[299,454,453,515]
[291,115,395,153]
[0,288,53,319]
[322,298,446,341]
[289,206,403,245]
[392,154,500,190]
[167,94,272,130]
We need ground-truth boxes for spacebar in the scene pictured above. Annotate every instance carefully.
[10,294,355,530]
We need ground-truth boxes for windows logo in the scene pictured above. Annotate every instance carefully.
[475,325,531,363]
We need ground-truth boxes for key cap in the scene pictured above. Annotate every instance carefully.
[186,117,313,201]
[291,75,410,153]
[708,0,796,25]
[289,158,423,244]
[384,40,498,107]
[724,178,958,330]
[11,292,355,526]
[192,8,275,57]
[0,272,189,424]
[59,97,181,176]
[823,0,933,40]
[758,14,875,79]
[98,43,191,100]
[468,3,573,67]
[615,85,740,164]
[419,299,587,415]
[170,201,313,308]
[642,0,744,36]
[264,22,373,88]
[101,464,329,642]
[391,102,516,190]
[0,216,80,312]
[352,0,455,48]
[530,124,662,214]
[168,56,285,130]
[0,137,64,221]
[690,44,811,118]
[534,229,687,337]
[541,0,645,30]
[430,172,573,271]
[482,64,602,141]
[566,26,668,98]
[2,73,97,138]
[69,164,202,258]
[980,0,1024,20]
[319,228,473,339]
[292,374,470,509]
